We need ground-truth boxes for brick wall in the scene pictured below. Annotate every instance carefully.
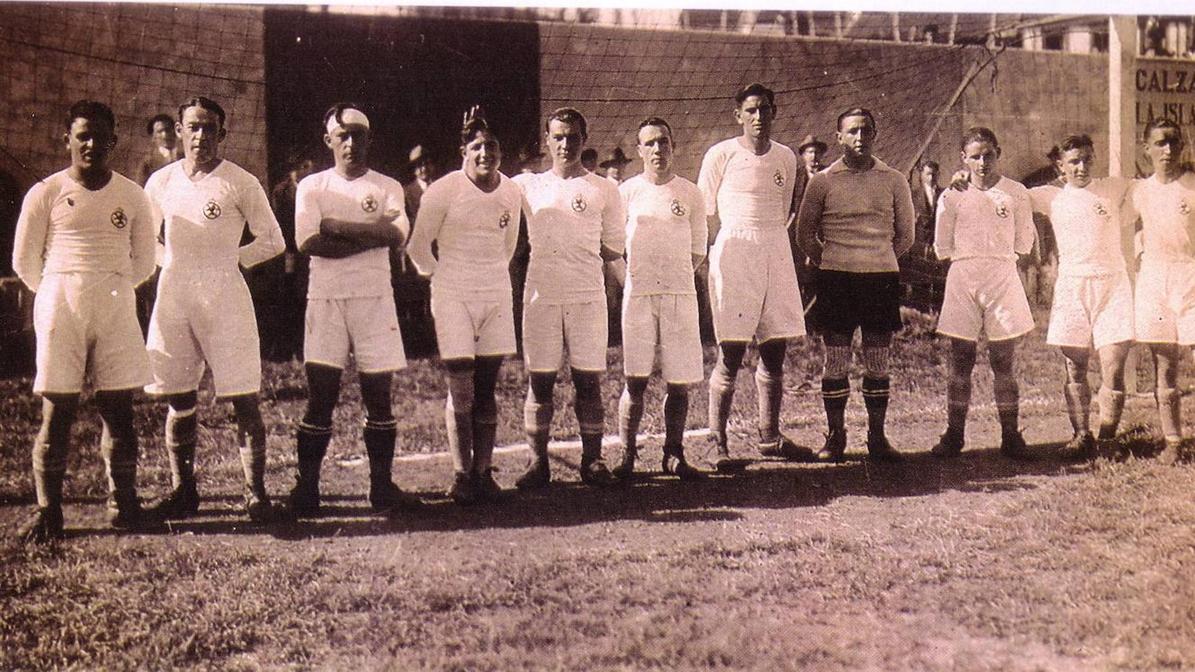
[959,49,1108,182]
[0,3,269,187]
[537,22,1108,189]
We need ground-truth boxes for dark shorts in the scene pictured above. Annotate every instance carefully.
[810,269,903,335]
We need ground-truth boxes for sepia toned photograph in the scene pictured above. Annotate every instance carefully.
[1,2,1194,669]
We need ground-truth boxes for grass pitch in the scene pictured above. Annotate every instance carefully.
[2,309,1195,670]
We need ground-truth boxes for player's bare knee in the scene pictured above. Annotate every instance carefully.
[572,370,602,401]
[949,339,978,374]
[528,372,556,403]
[665,382,690,402]
[625,376,649,400]
[167,390,198,414]
[716,341,747,376]
[757,338,786,375]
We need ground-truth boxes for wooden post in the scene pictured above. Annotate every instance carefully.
[1110,16,1146,394]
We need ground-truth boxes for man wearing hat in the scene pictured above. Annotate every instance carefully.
[791,134,828,282]
[404,144,436,222]
[600,146,633,185]
[797,134,827,177]
[581,148,599,173]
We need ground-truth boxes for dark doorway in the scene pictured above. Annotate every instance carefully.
[263,9,543,358]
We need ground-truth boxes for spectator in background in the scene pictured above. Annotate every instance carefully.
[1021,146,1063,306]
[913,160,943,248]
[797,134,827,177]
[268,150,317,361]
[133,113,184,336]
[791,135,827,291]
[581,148,599,173]
[600,146,633,185]
[404,144,436,222]
[599,146,634,343]
[396,144,437,356]
[135,113,182,186]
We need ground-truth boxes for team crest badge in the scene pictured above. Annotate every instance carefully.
[571,194,587,213]
[994,201,1009,218]
[110,207,127,229]
[202,200,221,220]
[1094,202,1109,218]
[498,210,511,229]
[362,195,378,213]
[671,199,686,217]
[773,170,785,187]
[1181,200,1191,217]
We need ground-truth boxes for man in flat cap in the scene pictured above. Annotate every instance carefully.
[600,146,633,185]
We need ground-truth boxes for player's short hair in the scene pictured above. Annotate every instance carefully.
[66,100,115,132]
[178,96,226,128]
[146,113,174,135]
[921,160,939,172]
[837,107,877,132]
[960,126,1000,151]
[322,102,367,130]
[1143,117,1183,142]
[1046,145,1062,162]
[545,107,587,139]
[637,116,673,140]
[734,83,775,108]
[1058,134,1094,154]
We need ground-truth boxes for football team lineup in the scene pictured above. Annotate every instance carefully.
[9,77,1195,547]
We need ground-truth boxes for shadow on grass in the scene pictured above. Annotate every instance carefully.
[4,434,1175,543]
[250,440,1098,539]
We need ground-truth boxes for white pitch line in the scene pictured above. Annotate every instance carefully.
[389,427,713,464]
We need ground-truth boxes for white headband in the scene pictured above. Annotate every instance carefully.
[326,108,370,134]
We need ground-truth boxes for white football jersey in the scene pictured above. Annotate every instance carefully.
[697,138,797,230]
[514,170,625,303]
[934,176,1034,261]
[145,159,284,275]
[13,170,156,292]
[1029,178,1133,276]
[620,174,706,297]
[295,168,408,300]
[1132,172,1195,262]
[407,170,523,302]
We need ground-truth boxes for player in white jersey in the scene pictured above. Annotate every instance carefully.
[796,107,915,463]
[932,127,1036,460]
[512,107,626,489]
[13,101,157,543]
[611,117,708,482]
[286,103,420,516]
[1130,118,1195,464]
[409,107,524,505]
[144,97,286,522]
[1026,134,1136,460]
[698,83,811,470]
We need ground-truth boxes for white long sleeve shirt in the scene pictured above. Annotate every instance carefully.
[408,170,523,301]
[1028,178,1135,277]
[295,168,408,300]
[514,170,625,304]
[1132,172,1195,263]
[13,170,156,292]
[697,138,797,231]
[620,174,706,296]
[934,176,1035,262]
[146,159,285,276]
